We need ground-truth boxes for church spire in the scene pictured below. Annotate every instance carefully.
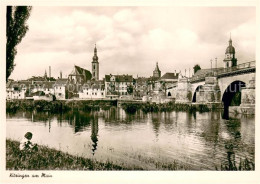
[44,69,47,78]
[94,43,97,54]
[229,33,232,46]
[92,44,99,81]
[92,43,98,63]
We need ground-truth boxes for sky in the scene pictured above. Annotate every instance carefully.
[10,6,256,80]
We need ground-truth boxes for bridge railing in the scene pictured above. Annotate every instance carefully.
[190,61,255,82]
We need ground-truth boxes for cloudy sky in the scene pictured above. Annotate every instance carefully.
[10,6,256,80]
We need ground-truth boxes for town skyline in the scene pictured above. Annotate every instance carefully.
[10,6,256,80]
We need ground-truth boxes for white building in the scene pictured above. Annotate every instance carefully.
[30,81,55,95]
[6,81,31,100]
[6,80,56,100]
[79,82,105,99]
[54,79,68,100]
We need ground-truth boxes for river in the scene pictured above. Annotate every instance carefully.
[6,107,255,170]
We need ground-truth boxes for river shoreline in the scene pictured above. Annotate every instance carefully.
[6,139,140,170]
[6,139,194,170]
[6,99,222,114]
[6,139,254,170]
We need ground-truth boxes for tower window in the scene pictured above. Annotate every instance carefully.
[93,65,95,69]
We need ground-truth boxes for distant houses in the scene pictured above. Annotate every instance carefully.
[6,63,180,102]
[6,45,182,102]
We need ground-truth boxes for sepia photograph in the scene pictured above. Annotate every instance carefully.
[1,0,259,183]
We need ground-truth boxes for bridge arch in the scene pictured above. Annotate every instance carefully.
[192,85,203,102]
[222,80,246,107]
[218,72,254,99]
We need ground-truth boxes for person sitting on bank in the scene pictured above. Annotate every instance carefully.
[19,132,38,152]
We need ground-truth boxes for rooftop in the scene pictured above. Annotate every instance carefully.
[160,73,179,80]
[105,74,133,82]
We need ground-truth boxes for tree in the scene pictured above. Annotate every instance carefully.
[6,6,32,82]
[193,64,201,74]
[160,81,167,96]
[127,85,134,95]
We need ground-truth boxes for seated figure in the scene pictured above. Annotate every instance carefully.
[19,132,38,152]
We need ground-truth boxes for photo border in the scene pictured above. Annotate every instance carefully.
[0,0,259,183]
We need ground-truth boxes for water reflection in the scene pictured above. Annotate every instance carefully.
[60,111,92,133]
[91,113,99,155]
[222,106,229,120]
[151,113,161,138]
[6,108,255,170]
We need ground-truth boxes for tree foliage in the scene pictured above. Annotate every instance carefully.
[6,6,32,81]
[193,64,201,74]
[127,85,134,95]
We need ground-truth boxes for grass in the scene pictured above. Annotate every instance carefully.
[220,157,255,171]
[6,139,141,170]
[6,139,192,170]
[6,139,254,171]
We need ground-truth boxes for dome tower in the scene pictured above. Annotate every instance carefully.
[223,35,237,68]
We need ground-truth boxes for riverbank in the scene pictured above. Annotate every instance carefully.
[6,99,220,114]
[6,100,117,113]
[120,102,219,114]
[6,139,194,170]
[6,139,139,170]
[6,139,254,170]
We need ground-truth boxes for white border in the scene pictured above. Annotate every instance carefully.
[0,0,259,183]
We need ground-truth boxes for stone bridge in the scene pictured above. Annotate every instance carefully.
[170,61,255,114]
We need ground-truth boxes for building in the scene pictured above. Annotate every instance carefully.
[92,44,99,81]
[68,65,92,84]
[105,74,134,97]
[79,81,105,99]
[149,72,179,95]
[153,62,161,78]
[30,81,55,95]
[54,79,68,100]
[223,36,237,68]
[6,81,30,100]
[134,77,149,98]
[160,72,179,83]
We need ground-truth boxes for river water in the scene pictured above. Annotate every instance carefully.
[6,107,255,170]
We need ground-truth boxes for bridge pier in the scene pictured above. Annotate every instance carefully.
[239,76,255,114]
[175,77,192,103]
[196,77,221,104]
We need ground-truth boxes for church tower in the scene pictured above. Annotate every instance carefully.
[153,62,161,78]
[223,35,237,68]
[92,44,99,81]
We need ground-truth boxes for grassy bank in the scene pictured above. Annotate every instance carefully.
[6,139,254,170]
[6,139,139,170]
[6,139,192,170]
[6,100,117,114]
